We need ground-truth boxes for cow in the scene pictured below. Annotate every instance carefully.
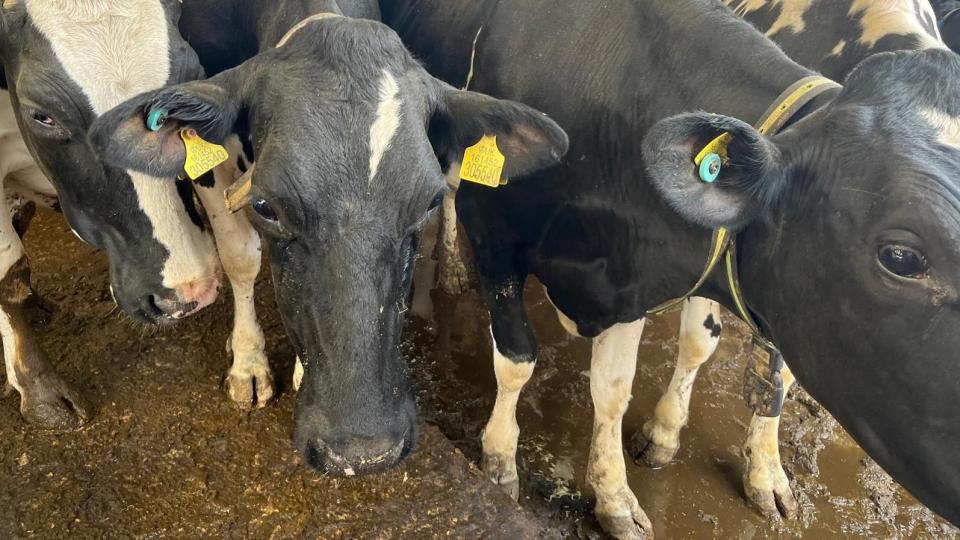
[0,0,273,425]
[90,1,568,479]
[378,0,960,537]
[632,0,954,519]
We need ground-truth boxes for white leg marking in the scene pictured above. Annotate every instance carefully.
[588,319,653,539]
[639,297,720,466]
[368,71,401,183]
[0,194,24,395]
[27,1,220,294]
[481,327,535,498]
[195,146,272,408]
[743,363,798,517]
[293,356,304,392]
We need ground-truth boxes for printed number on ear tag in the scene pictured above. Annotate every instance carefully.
[460,135,507,188]
[181,129,229,181]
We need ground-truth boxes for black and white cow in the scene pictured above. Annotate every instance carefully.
[633,0,953,519]
[379,0,960,537]
[90,1,567,477]
[0,0,273,424]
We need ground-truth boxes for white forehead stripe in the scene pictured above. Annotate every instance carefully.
[921,108,960,148]
[368,71,401,183]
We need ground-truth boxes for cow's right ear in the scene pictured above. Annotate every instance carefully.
[89,76,241,179]
[642,112,789,231]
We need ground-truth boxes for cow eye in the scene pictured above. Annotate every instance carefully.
[429,192,444,211]
[30,110,58,128]
[251,197,278,222]
[878,245,929,279]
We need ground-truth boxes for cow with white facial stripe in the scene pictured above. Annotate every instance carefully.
[0,0,274,423]
[634,0,954,519]
[91,1,568,477]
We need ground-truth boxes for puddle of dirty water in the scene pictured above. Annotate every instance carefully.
[406,222,960,539]
[1,208,957,539]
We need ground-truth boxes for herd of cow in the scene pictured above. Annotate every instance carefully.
[2,0,960,537]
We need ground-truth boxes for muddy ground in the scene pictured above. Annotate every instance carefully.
[1,209,958,539]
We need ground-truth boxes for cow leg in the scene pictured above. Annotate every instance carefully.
[631,297,721,467]
[195,161,273,409]
[743,363,798,518]
[480,273,537,500]
[436,167,470,295]
[0,200,90,429]
[588,319,653,540]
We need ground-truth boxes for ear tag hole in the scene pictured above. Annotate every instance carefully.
[146,108,168,132]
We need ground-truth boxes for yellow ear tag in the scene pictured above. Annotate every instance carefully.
[180,128,229,180]
[694,132,732,166]
[460,135,506,188]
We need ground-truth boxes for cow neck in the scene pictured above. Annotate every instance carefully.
[648,75,841,351]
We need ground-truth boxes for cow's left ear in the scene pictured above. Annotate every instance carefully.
[429,85,569,180]
[89,73,242,179]
[642,112,789,231]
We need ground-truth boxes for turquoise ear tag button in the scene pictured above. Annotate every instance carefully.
[699,153,722,183]
[146,108,168,132]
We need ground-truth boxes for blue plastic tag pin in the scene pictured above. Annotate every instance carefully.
[146,108,168,132]
[699,153,722,183]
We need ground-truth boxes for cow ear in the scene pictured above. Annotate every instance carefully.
[429,84,569,181]
[89,74,241,179]
[642,112,788,231]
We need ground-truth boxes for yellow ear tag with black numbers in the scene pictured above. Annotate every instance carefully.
[460,135,506,188]
[181,128,229,180]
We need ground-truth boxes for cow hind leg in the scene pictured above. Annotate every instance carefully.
[588,319,653,540]
[631,297,721,467]
[197,157,273,409]
[0,202,89,429]
[743,363,798,518]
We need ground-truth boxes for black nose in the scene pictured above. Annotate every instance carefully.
[303,428,416,476]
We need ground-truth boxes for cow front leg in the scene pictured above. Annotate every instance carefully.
[743,363,798,518]
[631,297,721,467]
[195,159,273,409]
[0,203,89,428]
[480,274,537,500]
[588,319,653,540]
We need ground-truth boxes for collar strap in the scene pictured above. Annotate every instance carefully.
[648,75,840,337]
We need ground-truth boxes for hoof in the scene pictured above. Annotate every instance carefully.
[20,375,92,431]
[629,425,678,469]
[743,460,798,519]
[224,357,275,410]
[596,494,654,540]
[482,452,520,501]
[745,478,798,519]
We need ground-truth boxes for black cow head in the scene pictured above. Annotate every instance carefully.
[91,15,568,475]
[0,0,220,322]
[645,49,960,525]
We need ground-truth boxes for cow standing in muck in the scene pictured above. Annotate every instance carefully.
[380,0,960,537]
[634,0,954,519]
[91,0,568,477]
[0,0,272,425]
